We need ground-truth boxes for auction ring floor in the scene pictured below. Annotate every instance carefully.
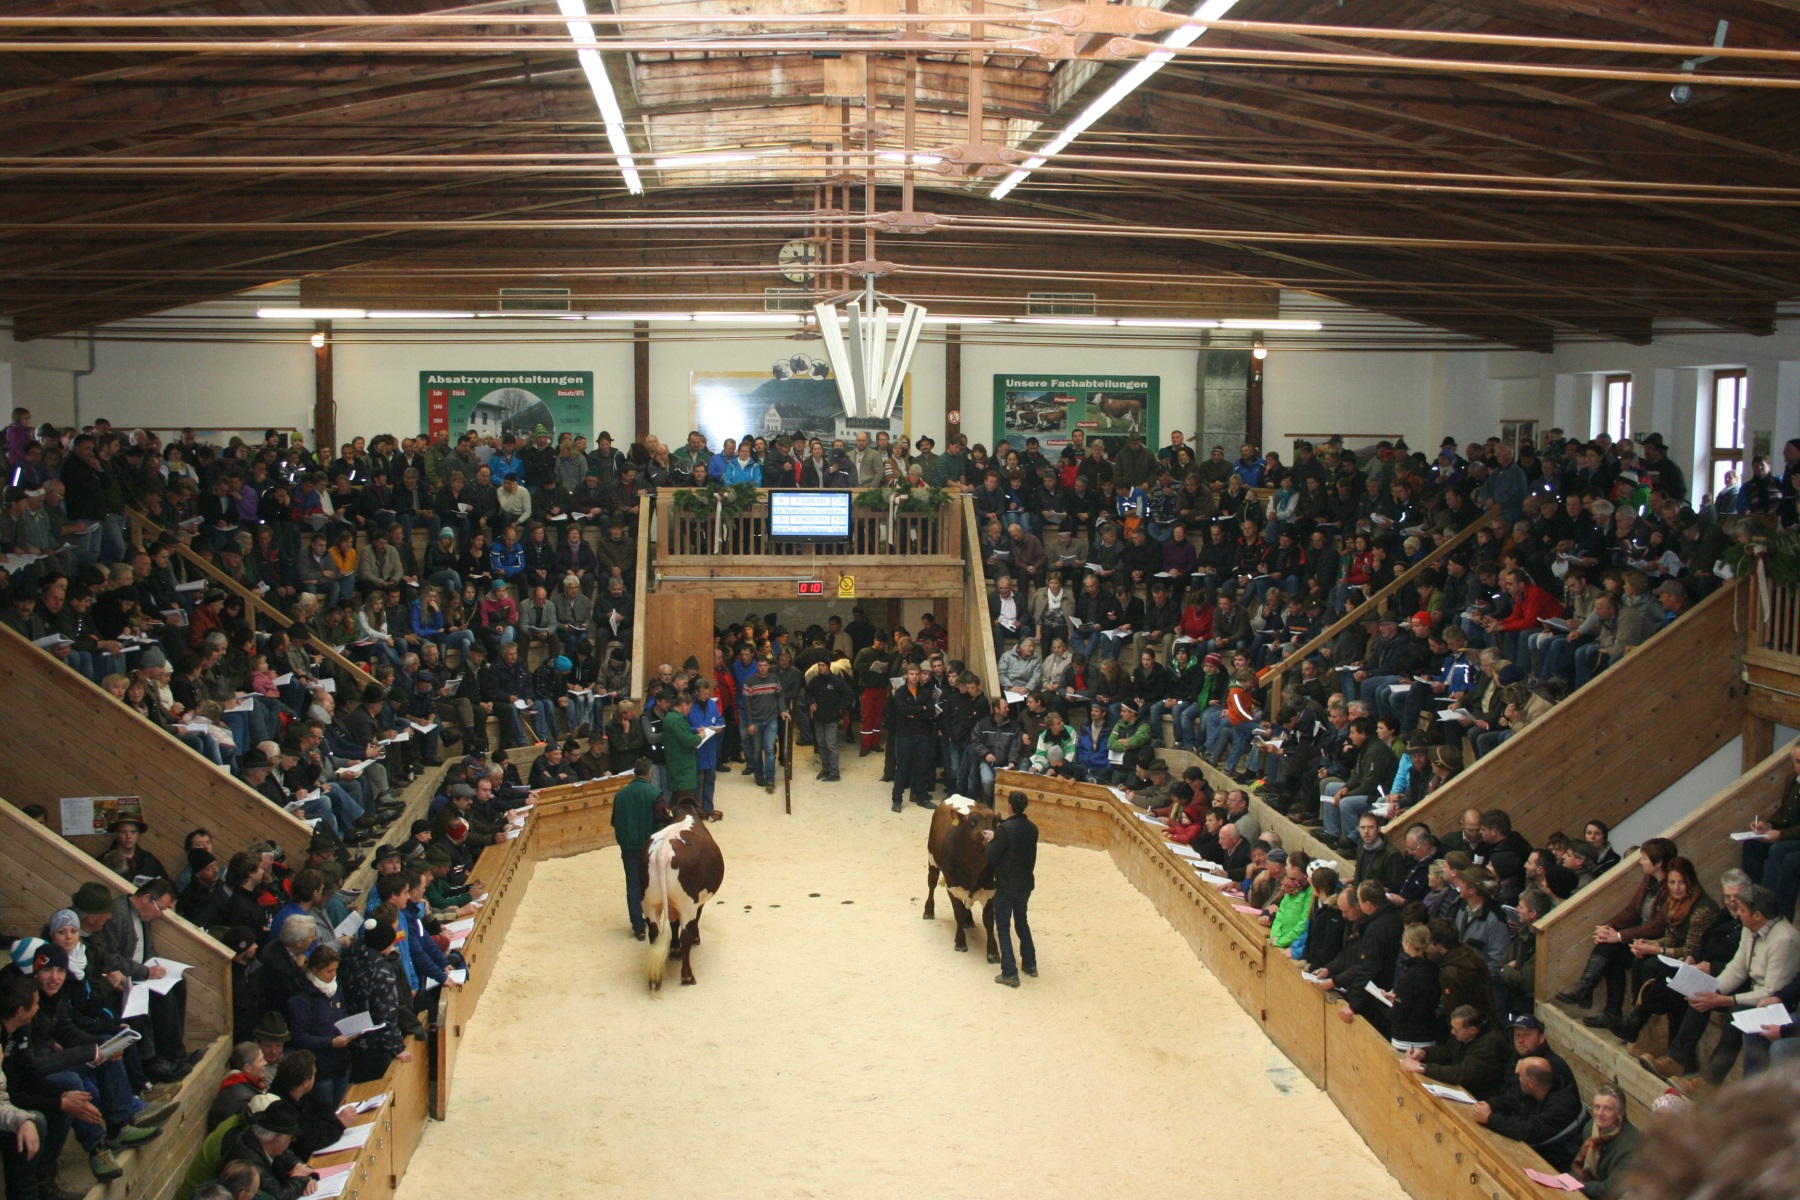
[395,749,1406,1199]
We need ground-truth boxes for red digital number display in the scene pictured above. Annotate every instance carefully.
[796,580,824,596]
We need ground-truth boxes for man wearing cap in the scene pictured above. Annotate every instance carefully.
[527,740,579,790]
[1106,698,1153,785]
[178,849,230,928]
[421,844,478,917]
[1123,758,1173,811]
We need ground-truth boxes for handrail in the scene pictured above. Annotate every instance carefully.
[963,495,1002,697]
[126,508,380,689]
[630,495,652,700]
[1265,504,1497,716]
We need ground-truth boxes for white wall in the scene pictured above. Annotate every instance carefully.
[1610,725,1800,851]
[18,299,1800,472]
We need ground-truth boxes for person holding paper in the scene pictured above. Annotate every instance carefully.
[337,924,414,1086]
[285,945,352,1108]
[1554,837,1677,1015]
[1741,741,1800,919]
[81,881,193,1086]
[1645,883,1800,1094]
[1400,1004,1507,1100]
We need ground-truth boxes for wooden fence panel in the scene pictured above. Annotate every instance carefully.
[0,623,312,868]
[1391,576,1747,849]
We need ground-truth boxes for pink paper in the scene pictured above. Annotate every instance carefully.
[1231,904,1263,915]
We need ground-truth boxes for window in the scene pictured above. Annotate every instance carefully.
[1603,374,1633,442]
[1712,369,1749,497]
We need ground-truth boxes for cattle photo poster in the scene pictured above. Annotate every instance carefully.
[689,353,909,453]
[993,374,1160,454]
[420,371,595,443]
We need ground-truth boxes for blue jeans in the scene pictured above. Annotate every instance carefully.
[697,768,717,814]
[1573,643,1608,688]
[746,719,779,783]
[940,737,966,789]
[993,890,1035,978]
[621,845,647,935]
[1744,839,1800,918]
[1071,628,1104,660]
[1145,700,1179,747]
[1538,635,1578,683]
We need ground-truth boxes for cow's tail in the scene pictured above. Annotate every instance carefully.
[645,914,677,988]
[643,835,677,988]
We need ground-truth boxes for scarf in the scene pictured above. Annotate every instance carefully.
[305,970,338,999]
[1578,1119,1622,1176]
[66,941,89,981]
[1281,875,1308,898]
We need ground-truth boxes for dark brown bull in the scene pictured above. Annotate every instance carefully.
[642,798,726,989]
[923,796,999,962]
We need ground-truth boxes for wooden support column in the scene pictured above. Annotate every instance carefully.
[944,324,962,442]
[1744,710,1776,772]
[1246,347,1264,450]
[313,320,335,453]
[633,321,651,446]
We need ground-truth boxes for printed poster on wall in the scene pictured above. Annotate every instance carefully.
[690,352,909,453]
[420,371,594,443]
[994,374,1159,454]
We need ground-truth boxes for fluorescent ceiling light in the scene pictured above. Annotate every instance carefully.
[584,312,691,321]
[366,310,476,319]
[989,0,1239,201]
[690,312,804,324]
[1016,317,1118,326]
[652,152,760,168]
[875,152,944,166]
[558,0,643,195]
[255,307,365,320]
[1220,319,1324,331]
[1118,318,1222,328]
[921,315,1002,324]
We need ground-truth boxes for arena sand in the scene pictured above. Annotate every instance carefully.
[395,751,1407,1200]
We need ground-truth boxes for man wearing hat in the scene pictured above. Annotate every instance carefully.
[251,1013,291,1070]
[99,804,166,885]
[217,1098,314,1200]
[1122,758,1173,811]
[177,848,230,928]
[421,844,478,917]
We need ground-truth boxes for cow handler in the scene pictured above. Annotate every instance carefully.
[612,758,660,941]
[983,790,1040,987]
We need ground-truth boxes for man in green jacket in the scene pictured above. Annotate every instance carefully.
[663,693,701,799]
[1106,699,1154,784]
[612,759,661,941]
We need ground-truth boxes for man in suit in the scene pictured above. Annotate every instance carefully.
[79,880,191,1082]
[985,790,1040,987]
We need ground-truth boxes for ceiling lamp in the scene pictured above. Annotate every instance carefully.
[814,296,926,422]
[990,0,1240,200]
[1252,339,1268,360]
[558,0,643,195]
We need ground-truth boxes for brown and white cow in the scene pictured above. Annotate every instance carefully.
[924,795,999,963]
[643,798,726,989]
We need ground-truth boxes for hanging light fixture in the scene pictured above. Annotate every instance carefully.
[814,295,927,421]
[1252,339,1268,360]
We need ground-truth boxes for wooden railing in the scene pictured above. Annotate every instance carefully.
[1387,576,1747,848]
[1749,576,1800,662]
[630,497,652,699]
[1265,505,1497,716]
[962,495,1002,697]
[660,487,959,560]
[127,508,379,690]
[995,770,1551,1200]
[0,623,314,865]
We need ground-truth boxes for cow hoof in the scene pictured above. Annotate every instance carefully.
[987,954,1001,965]
[955,944,968,953]
[681,978,696,986]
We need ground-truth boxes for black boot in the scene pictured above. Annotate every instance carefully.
[1554,955,1606,1009]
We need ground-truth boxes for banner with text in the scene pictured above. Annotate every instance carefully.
[994,374,1159,454]
[420,371,594,443]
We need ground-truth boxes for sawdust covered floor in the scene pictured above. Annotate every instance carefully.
[394,751,1407,1200]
